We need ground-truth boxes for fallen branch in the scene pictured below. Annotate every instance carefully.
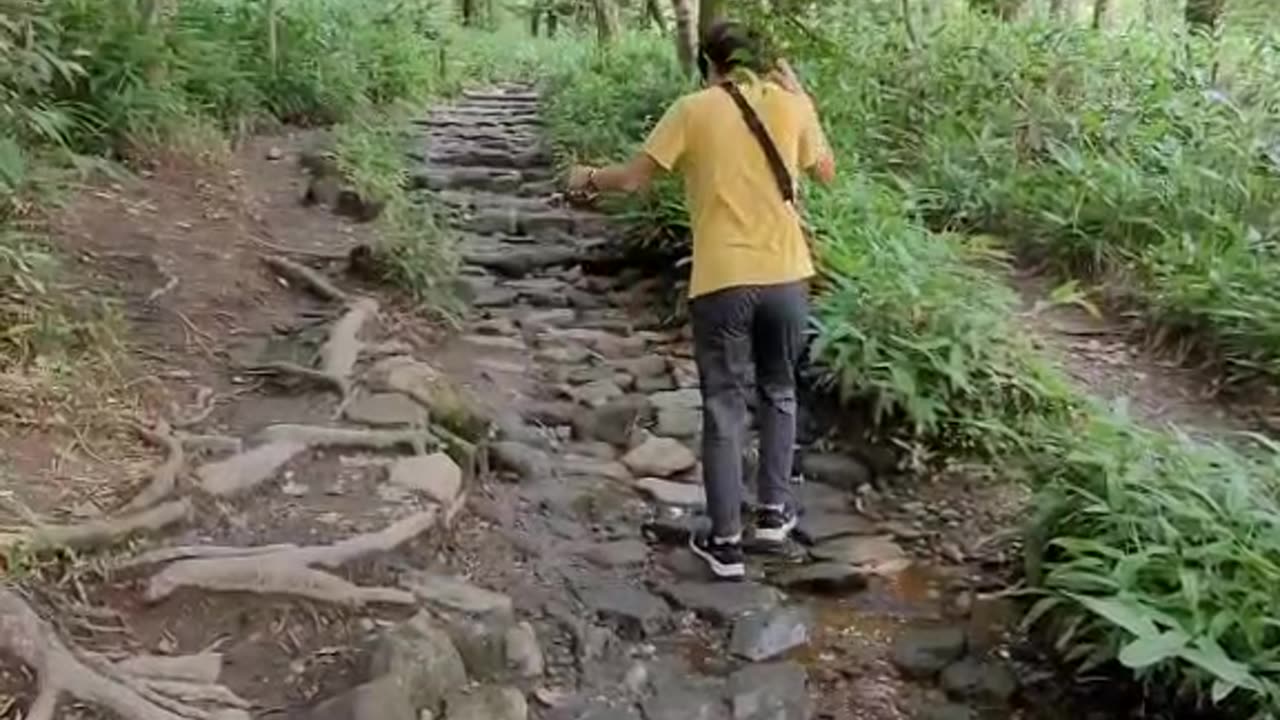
[0,587,250,720]
[143,509,437,606]
[245,360,349,399]
[320,298,378,386]
[171,387,218,430]
[121,420,184,513]
[260,255,348,302]
[177,433,242,456]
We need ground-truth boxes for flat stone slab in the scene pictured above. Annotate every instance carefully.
[370,611,466,713]
[306,675,414,720]
[445,685,528,720]
[800,452,872,490]
[940,657,1018,703]
[577,580,669,639]
[793,511,879,545]
[656,406,701,439]
[401,570,514,617]
[771,562,868,594]
[582,539,650,568]
[344,392,428,427]
[727,661,809,720]
[649,388,702,412]
[810,535,908,574]
[730,606,814,662]
[660,580,781,624]
[635,478,706,509]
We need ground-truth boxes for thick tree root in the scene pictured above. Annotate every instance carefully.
[247,360,349,399]
[1,500,192,553]
[257,423,435,452]
[0,587,250,720]
[260,254,348,302]
[321,298,378,382]
[196,440,307,497]
[122,420,185,513]
[141,509,438,606]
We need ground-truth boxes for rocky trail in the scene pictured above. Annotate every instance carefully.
[0,87,1096,720]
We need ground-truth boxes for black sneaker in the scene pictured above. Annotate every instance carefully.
[689,531,745,580]
[754,506,798,544]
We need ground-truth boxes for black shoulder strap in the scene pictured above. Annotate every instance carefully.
[720,82,795,205]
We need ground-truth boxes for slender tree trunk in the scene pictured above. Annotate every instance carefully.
[591,0,620,45]
[461,0,476,26]
[1091,0,1108,28]
[547,9,559,36]
[1049,0,1067,19]
[645,0,667,31]
[699,0,722,38]
[266,0,278,72]
[531,6,541,35]
[671,0,698,75]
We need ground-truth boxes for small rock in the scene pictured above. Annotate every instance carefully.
[891,626,967,679]
[281,480,308,497]
[307,675,414,720]
[578,581,669,639]
[648,388,702,412]
[635,478,706,508]
[772,562,868,594]
[401,570,514,616]
[491,441,552,481]
[583,540,649,568]
[536,345,594,364]
[444,685,527,720]
[505,621,545,678]
[641,678,727,720]
[520,308,576,330]
[940,657,1018,704]
[613,355,667,379]
[623,662,649,694]
[810,535,908,573]
[655,406,701,439]
[443,614,507,679]
[520,400,580,427]
[634,374,676,393]
[622,437,696,477]
[730,606,813,661]
[727,661,809,720]
[572,395,652,446]
[462,334,526,352]
[800,452,872,491]
[266,146,284,160]
[369,612,466,714]
[569,379,624,408]
[566,441,617,460]
[661,581,780,624]
[566,365,616,385]
[388,453,463,506]
[345,392,429,427]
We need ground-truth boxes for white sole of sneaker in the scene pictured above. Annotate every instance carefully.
[754,515,798,544]
[688,536,745,580]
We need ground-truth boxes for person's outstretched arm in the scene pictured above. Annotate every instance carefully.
[567,97,687,196]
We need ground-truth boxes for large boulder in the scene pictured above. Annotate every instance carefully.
[368,612,467,714]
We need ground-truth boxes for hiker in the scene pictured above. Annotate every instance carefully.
[565,19,836,580]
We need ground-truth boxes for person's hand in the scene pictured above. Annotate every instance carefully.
[566,165,597,193]
[769,59,804,94]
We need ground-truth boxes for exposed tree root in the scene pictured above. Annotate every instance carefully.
[257,423,435,452]
[320,297,379,385]
[0,587,250,720]
[196,440,307,497]
[114,544,300,571]
[141,509,437,606]
[122,420,185,513]
[246,360,349,399]
[177,433,242,455]
[113,653,225,684]
[2,500,192,553]
[260,254,348,302]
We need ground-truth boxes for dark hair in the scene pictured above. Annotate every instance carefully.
[697,20,768,79]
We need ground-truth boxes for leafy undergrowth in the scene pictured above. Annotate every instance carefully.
[544,25,1280,719]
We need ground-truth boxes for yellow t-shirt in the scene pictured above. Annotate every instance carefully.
[642,78,828,298]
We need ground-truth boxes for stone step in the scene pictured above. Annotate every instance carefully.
[421,114,542,128]
[463,90,540,103]
[425,127,540,143]
[428,147,550,170]
[462,245,585,277]
[410,167,527,193]
[434,190,555,212]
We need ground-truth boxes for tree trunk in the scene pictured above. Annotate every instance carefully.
[646,0,667,31]
[672,0,698,75]
[1184,0,1225,31]
[1091,0,1108,28]
[531,6,541,35]
[1049,0,1067,19]
[547,9,559,36]
[461,0,476,26]
[699,0,722,38]
[591,0,620,45]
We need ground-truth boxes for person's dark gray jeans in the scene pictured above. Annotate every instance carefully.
[691,281,808,539]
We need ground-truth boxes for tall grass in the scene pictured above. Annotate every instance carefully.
[542,18,1280,718]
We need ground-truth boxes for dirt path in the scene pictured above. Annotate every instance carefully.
[1,89,1111,720]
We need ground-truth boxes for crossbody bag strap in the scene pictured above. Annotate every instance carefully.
[719,82,796,205]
